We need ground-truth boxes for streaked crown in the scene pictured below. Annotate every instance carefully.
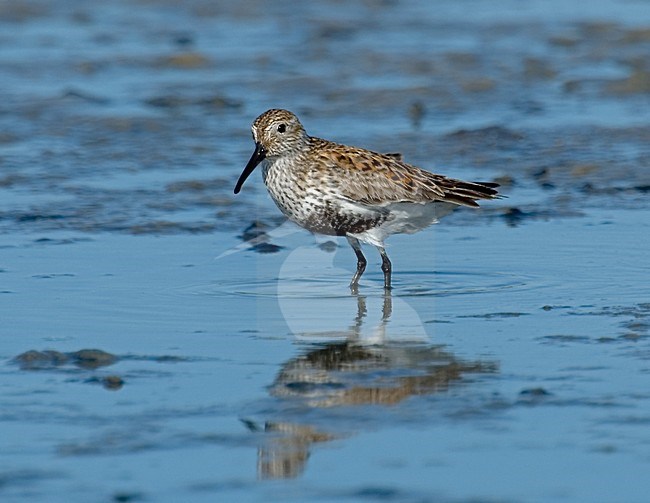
[251,109,309,158]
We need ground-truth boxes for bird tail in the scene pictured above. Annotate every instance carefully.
[441,180,501,207]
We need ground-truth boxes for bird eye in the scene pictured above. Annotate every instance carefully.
[277,123,286,133]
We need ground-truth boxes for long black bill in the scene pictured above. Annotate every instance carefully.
[234,142,266,194]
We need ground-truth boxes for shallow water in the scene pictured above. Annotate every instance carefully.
[3,209,650,502]
[2,0,650,502]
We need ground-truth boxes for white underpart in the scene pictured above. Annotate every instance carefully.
[347,200,457,247]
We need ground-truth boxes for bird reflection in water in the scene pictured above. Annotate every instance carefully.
[244,291,497,479]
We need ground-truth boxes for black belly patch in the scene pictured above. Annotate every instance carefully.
[305,204,386,236]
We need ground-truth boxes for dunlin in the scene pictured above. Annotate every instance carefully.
[234,109,499,290]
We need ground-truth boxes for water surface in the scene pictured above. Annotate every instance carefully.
[1,0,650,502]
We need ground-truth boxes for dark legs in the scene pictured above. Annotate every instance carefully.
[378,246,392,290]
[347,236,367,292]
[346,237,392,291]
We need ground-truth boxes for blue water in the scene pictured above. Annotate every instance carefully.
[2,207,650,502]
[2,0,650,501]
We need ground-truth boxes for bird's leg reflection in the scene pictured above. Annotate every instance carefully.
[348,289,391,344]
[382,289,392,321]
[351,292,367,334]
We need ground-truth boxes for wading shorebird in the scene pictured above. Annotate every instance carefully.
[234,109,499,290]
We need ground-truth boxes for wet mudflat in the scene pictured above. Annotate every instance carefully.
[2,0,650,502]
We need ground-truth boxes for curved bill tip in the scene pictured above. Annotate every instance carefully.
[234,142,266,194]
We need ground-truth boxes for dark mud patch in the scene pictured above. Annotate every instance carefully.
[317,240,338,252]
[12,350,202,370]
[85,375,125,391]
[56,426,260,458]
[13,349,125,390]
[144,93,243,110]
[539,335,595,345]
[567,303,650,339]
[112,491,146,503]
[14,349,117,370]
[0,469,64,491]
[458,311,529,319]
[235,220,287,254]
